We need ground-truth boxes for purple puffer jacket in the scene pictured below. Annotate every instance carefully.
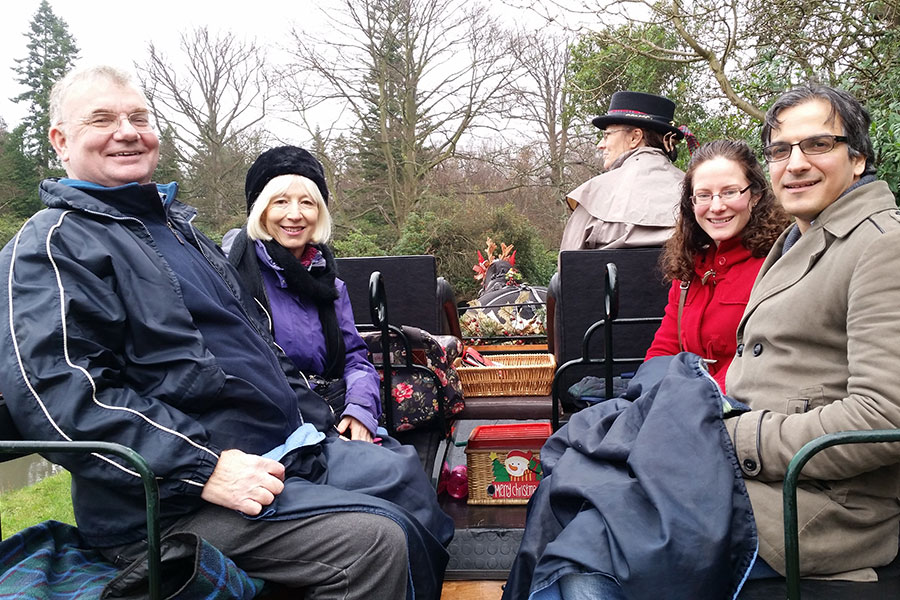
[255,243,382,435]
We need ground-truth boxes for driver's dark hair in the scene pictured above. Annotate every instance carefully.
[761,85,875,176]
[642,128,678,162]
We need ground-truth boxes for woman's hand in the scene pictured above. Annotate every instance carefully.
[337,415,374,442]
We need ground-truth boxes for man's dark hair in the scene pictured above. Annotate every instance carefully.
[761,85,876,176]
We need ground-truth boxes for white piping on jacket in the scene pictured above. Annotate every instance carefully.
[7,210,217,483]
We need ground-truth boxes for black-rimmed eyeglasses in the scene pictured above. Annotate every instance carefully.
[762,135,849,163]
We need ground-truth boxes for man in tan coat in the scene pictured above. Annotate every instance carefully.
[726,85,900,579]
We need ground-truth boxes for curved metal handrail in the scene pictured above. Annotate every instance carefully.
[782,429,900,600]
[368,271,448,436]
[0,441,160,599]
[550,263,660,430]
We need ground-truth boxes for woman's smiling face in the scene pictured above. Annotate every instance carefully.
[263,178,320,259]
[691,157,757,246]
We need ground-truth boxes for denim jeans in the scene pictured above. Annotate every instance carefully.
[557,573,626,600]
[555,556,778,600]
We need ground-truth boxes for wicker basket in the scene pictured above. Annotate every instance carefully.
[454,353,556,397]
[466,423,552,505]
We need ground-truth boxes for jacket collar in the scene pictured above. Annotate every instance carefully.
[41,179,197,225]
[741,179,892,321]
[254,241,326,288]
[816,178,886,239]
[607,146,668,171]
[694,237,751,281]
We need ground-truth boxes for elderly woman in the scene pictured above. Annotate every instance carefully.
[559,91,688,251]
[225,146,380,442]
[645,140,790,390]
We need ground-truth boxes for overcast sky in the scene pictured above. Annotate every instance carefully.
[0,0,333,129]
[1,0,569,149]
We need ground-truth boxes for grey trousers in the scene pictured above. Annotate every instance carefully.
[103,506,409,600]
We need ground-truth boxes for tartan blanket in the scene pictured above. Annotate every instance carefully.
[0,520,264,599]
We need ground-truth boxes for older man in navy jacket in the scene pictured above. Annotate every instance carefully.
[0,64,452,599]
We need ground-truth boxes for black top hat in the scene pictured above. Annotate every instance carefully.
[591,91,683,140]
[244,146,329,214]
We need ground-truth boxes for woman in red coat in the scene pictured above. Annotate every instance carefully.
[645,140,790,391]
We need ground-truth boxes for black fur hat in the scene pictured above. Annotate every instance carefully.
[244,146,329,214]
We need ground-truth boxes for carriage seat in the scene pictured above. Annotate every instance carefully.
[547,248,669,411]
[335,255,461,338]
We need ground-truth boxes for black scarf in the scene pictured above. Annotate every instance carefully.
[262,241,346,380]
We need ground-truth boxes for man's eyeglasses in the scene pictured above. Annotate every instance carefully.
[598,127,633,141]
[691,184,751,206]
[762,135,849,163]
[75,111,155,134]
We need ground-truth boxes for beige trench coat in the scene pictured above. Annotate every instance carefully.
[559,147,683,251]
[726,180,900,579]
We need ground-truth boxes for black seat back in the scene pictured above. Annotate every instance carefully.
[336,255,441,332]
[551,248,669,408]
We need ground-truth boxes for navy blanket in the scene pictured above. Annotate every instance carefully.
[503,354,758,600]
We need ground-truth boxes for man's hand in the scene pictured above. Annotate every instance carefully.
[337,415,374,442]
[201,449,285,515]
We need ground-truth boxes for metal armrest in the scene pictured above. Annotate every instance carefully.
[783,429,900,600]
[0,440,160,600]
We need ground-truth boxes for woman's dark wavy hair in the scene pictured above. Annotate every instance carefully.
[660,139,791,283]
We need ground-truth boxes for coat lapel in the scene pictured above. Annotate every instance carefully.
[740,226,829,324]
[743,181,890,323]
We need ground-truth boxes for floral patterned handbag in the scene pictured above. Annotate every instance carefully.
[360,327,465,432]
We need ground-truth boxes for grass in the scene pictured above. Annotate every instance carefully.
[0,470,75,539]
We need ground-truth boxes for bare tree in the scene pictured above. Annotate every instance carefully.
[137,27,272,231]
[280,0,517,231]
[507,31,577,204]
[537,0,894,121]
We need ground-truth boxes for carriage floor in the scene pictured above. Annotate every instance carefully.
[440,580,505,599]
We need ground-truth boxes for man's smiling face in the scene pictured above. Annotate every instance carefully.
[767,99,866,232]
[49,78,160,188]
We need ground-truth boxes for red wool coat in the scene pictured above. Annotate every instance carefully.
[645,237,764,391]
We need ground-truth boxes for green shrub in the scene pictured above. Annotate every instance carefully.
[333,231,387,258]
[392,199,557,302]
[0,214,29,249]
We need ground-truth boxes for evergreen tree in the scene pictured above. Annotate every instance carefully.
[0,122,40,247]
[154,126,184,185]
[12,0,79,176]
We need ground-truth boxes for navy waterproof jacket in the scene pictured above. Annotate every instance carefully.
[503,354,758,600]
[0,179,452,598]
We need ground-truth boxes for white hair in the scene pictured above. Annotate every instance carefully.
[247,174,332,244]
[50,64,148,128]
